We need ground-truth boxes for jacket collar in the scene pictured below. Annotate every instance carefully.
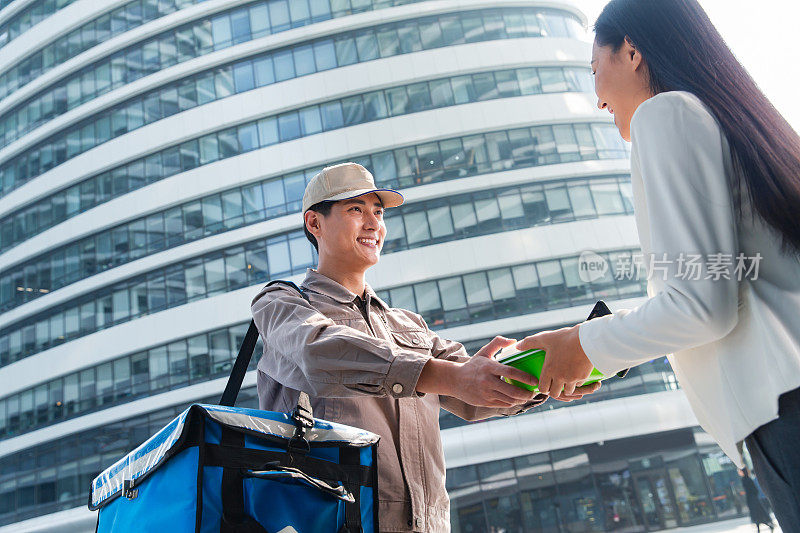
[301,268,388,310]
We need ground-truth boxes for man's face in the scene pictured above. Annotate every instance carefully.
[313,193,386,270]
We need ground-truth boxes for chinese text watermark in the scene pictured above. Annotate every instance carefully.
[578,251,762,284]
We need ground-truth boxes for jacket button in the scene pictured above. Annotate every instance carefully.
[392,383,404,395]
[412,337,420,345]
[415,517,424,528]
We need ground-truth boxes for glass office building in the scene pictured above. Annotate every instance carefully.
[0,0,748,530]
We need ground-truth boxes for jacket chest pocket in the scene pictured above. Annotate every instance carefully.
[390,329,433,355]
[327,313,371,334]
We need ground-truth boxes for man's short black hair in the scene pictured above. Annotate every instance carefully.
[304,200,336,252]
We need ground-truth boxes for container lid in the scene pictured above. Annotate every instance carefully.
[496,349,545,365]
[90,404,379,509]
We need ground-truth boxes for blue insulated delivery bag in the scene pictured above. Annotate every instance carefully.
[89,281,381,532]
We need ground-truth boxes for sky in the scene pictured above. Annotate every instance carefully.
[573,0,800,133]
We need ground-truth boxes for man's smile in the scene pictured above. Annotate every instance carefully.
[357,237,379,248]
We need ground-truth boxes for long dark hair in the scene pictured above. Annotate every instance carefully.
[595,0,800,255]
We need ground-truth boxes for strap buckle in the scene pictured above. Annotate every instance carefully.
[288,392,314,453]
[123,479,138,500]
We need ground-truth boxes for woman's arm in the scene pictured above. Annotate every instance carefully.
[578,92,740,375]
[517,92,741,395]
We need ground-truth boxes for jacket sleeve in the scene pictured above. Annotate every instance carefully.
[579,92,740,376]
[251,285,430,398]
[419,317,548,421]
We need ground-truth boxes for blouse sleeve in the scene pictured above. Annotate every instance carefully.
[578,92,740,375]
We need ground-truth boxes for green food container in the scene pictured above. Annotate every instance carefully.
[495,302,629,394]
[496,349,607,394]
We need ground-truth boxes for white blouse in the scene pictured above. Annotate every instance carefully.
[578,91,800,466]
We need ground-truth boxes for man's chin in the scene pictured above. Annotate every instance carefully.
[353,249,381,267]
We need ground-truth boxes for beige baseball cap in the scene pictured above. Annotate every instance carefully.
[302,162,404,213]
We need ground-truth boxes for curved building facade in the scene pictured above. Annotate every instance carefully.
[0,0,749,531]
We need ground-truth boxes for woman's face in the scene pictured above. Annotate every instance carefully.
[592,38,652,142]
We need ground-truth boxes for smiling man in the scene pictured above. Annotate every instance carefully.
[250,162,597,532]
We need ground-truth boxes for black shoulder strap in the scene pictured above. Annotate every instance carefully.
[219,280,310,407]
[587,301,629,379]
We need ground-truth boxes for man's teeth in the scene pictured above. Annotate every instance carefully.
[358,238,377,245]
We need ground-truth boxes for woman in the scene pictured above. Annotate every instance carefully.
[515,0,800,528]
[739,468,775,532]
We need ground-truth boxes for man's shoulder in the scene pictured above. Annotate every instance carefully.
[250,281,307,308]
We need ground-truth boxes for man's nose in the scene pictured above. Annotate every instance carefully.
[597,98,607,110]
[363,211,379,229]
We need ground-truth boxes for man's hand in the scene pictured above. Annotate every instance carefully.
[418,336,541,407]
[515,324,597,397]
[449,336,541,408]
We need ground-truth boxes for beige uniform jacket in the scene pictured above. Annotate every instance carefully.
[251,269,546,532]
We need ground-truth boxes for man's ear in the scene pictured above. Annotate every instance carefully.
[305,210,321,238]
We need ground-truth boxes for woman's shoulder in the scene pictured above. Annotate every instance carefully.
[631,91,722,141]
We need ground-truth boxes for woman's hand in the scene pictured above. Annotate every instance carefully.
[516,324,597,398]
[550,381,602,402]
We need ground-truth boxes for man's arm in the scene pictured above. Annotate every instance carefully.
[255,285,578,411]
[410,318,547,420]
[252,285,429,399]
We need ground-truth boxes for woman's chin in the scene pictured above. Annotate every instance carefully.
[615,120,632,142]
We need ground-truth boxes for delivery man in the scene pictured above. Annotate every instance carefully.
[251,162,599,532]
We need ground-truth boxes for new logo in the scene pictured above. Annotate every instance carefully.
[578,251,609,283]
